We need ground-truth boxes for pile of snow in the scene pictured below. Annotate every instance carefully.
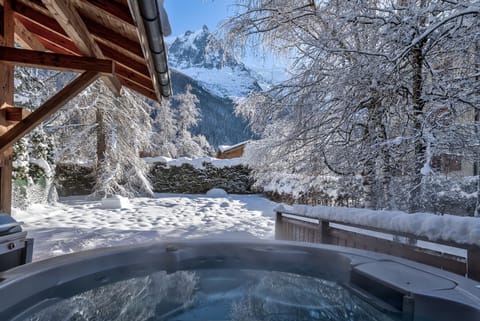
[100,195,131,209]
[206,188,228,197]
[143,156,244,169]
[276,204,480,246]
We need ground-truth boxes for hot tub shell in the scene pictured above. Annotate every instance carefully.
[0,240,479,321]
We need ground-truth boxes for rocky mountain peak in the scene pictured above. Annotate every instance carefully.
[168,26,241,70]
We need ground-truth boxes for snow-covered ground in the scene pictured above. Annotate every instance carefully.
[13,193,277,261]
[11,191,480,263]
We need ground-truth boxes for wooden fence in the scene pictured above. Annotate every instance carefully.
[275,210,480,281]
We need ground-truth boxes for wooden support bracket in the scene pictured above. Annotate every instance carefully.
[0,71,100,154]
[0,105,31,122]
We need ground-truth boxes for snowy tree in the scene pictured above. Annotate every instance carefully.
[150,85,213,158]
[223,0,480,211]
[176,84,200,134]
[151,98,178,158]
[12,67,58,206]
[53,81,155,197]
[174,84,208,157]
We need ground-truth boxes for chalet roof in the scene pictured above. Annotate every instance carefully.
[0,0,171,102]
[217,141,249,153]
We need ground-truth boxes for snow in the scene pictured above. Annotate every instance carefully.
[100,195,131,209]
[174,66,258,99]
[275,204,480,246]
[13,193,277,260]
[167,26,261,99]
[143,156,244,169]
[206,188,228,197]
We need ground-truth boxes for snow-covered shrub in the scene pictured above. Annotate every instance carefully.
[389,175,478,215]
[12,128,56,208]
[257,171,478,215]
[258,172,363,207]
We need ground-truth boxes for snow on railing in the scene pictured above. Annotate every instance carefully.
[275,204,480,281]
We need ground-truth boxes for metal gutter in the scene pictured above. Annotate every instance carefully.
[128,0,172,100]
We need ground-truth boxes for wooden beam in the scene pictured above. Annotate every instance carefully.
[0,71,100,154]
[0,46,115,73]
[0,0,14,105]
[41,0,98,56]
[14,19,46,51]
[41,0,121,95]
[0,0,14,214]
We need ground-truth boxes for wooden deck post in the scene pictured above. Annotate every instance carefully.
[467,246,480,281]
[0,0,15,214]
[318,219,330,244]
[275,211,283,240]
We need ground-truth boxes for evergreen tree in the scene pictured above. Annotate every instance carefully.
[174,85,213,157]
[151,98,178,158]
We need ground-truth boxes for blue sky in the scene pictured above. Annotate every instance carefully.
[163,0,288,81]
[164,0,235,36]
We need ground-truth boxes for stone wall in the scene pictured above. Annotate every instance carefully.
[55,163,96,197]
[150,162,254,194]
[55,161,254,196]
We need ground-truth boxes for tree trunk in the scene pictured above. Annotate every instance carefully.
[96,108,107,168]
[409,41,427,212]
[378,115,391,209]
[475,41,480,217]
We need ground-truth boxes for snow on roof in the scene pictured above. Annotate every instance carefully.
[217,140,249,153]
[143,156,243,169]
[275,204,480,247]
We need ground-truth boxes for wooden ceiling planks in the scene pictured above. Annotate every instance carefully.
[74,0,137,42]
[76,0,135,26]
[82,16,144,59]
[1,0,160,102]
[13,20,46,50]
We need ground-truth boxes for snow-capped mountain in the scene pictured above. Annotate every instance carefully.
[170,69,254,147]
[168,25,262,98]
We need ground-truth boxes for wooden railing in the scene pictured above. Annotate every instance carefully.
[275,210,480,281]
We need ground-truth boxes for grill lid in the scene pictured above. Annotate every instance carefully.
[0,215,22,236]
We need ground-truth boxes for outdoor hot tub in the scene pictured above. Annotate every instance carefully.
[0,240,479,321]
